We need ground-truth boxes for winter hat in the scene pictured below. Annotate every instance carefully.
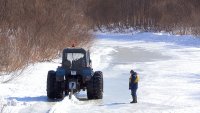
[130,70,134,73]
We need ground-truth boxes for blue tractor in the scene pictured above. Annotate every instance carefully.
[47,48,103,99]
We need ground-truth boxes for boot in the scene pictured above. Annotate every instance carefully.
[134,96,137,103]
[130,96,137,103]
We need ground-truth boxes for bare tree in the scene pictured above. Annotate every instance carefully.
[0,0,93,76]
[86,0,200,35]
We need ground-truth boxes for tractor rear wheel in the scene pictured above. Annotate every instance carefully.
[55,81,65,99]
[87,71,103,99]
[87,77,94,99]
[93,71,103,99]
[47,70,64,99]
[47,70,56,99]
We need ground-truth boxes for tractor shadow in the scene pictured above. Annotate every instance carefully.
[8,96,62,102]
[98,102,129,106]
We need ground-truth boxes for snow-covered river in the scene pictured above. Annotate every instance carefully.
[1,32,200,113]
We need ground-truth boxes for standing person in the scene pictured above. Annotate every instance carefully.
[129,70,139,103]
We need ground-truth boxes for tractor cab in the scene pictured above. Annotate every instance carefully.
[62,48,91,69]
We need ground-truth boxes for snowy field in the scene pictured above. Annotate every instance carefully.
[1,32,200,113]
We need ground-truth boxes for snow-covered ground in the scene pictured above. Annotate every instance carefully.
[1,32,200,113]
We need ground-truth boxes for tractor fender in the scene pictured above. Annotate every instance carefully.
[56,67,65,81]
[82,68,93,81]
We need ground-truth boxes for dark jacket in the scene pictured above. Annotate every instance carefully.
[129,71,138,90]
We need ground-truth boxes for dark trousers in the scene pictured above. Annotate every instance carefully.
[131,89,137,97]
[131,89,137,103]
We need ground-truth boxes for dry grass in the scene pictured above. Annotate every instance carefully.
[0,0,93,77]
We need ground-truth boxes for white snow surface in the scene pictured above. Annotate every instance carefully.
[1,32,200,113]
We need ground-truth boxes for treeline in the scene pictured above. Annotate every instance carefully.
[0,0,92,73]
[86,0,200,35]
[1,0,200,74]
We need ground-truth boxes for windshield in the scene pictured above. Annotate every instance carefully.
[63,53,85,68]
[65,53,84,62]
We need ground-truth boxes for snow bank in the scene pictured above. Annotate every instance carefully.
[1,32,200,113]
